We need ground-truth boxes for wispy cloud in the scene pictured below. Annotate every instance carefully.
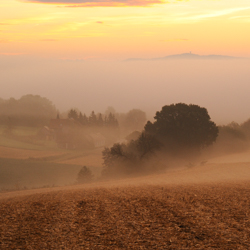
[174,7,250,23]
[229,15,250,22]
[20,0,168,7]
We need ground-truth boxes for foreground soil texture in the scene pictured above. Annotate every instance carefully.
[0,181,249,249]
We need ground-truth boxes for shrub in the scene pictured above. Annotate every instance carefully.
[76,166,94,184]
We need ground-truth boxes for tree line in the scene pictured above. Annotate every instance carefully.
[0,95,57,127]
[67,109,118,128]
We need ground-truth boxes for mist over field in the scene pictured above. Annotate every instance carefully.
[1,56,250,249]
[1,55,250,124]
[1,0,250,247]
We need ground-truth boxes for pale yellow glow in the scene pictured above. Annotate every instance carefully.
[0,0,250,58]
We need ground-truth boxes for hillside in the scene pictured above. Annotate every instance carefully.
[0,151,250,249]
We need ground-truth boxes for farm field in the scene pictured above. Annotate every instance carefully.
[1,127,250,249]
[0,126,104,190]
[0,182,249,249]
[0,150,250,249]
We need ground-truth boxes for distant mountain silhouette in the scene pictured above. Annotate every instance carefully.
[125,53,244,61]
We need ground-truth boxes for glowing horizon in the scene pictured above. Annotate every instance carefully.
[0,0,249,59]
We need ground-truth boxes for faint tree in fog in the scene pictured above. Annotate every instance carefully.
[68,109,78,120]
[123,109,147,132]
[79,112,88,126]
[214,122,248,154]
[105,113,119,128]
[97,113,104,126]
[241,118,250,138]
[105,106,116,116]
[89,111,97,126]
[77,166,94,183]
[0,94,57,126]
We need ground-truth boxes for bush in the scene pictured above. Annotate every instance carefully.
[76,166,94,184]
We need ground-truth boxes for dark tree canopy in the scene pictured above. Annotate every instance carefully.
[144,103,218,152]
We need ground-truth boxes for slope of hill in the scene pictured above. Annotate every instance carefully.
[0,151,250,249]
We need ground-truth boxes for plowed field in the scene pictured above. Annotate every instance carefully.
[1,149,250,249]
[0,181,250,249]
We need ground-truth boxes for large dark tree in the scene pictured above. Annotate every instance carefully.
[144,103,218,153]
[102,103,218,178]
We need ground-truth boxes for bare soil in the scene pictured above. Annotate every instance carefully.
[0,173,250,249]
[1,149,250,249]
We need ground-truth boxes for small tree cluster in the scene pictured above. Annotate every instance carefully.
[213,122,248,154]
[102,132,161,177]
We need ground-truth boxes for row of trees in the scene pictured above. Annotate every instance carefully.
[68,109,119,128]
[67,108,147,134]
[0,94,147,135]
[102,103,219,177]
[212,120,250,154]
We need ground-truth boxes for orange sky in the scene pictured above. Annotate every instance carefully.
[1,0,250,59]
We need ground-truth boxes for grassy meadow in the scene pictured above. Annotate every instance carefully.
[0,125,103,190]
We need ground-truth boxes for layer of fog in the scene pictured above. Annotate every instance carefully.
[1,55,250,125]
[1,151,250,200]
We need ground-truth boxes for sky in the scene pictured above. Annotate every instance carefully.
[1,0,250,59]
[1,0,250,124]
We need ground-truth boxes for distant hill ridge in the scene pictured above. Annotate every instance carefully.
[125,53,245,61]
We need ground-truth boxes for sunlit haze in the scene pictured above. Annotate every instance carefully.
[1,0,250,124]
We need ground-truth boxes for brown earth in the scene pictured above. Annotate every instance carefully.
[0,156,250,249]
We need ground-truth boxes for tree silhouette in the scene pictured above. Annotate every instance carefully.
[68,109,78,120]
[102,103,219,177]
[89,111,97,126]
[97,113,104,126]
[145,103,218,153]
